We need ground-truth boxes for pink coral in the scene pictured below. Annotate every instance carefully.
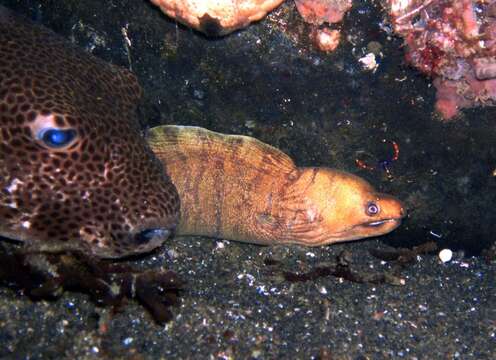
[295,0,353,24]
[149,0,284,36]
[434,71,496,119]
[294,0,352,53]
[388,0,496,120]
[313,27,341,52]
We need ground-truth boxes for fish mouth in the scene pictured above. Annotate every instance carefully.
[342,217,403,240]
[80,222,175,258]
[363,218,402,228]
[345,216,403,239]
[133,227,171,246]
[131,216,177,248]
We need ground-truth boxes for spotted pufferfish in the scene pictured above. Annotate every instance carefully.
[0,5,179,258]
[0,5,405,259]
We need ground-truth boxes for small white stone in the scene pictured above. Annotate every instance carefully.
[358,53,379,72]
[439,249,453,263]
[215,241,225,249]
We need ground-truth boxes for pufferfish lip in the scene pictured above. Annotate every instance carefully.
[133,228,171,245]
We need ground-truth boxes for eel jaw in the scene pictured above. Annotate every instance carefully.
[295,216,405,246]
[353,216,403,237]
[329,214,405,243]
[363,218,402,228]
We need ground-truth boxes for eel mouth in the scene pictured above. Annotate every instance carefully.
[363,218,402,228]
[346,216,404,238]
[313,216,405,245]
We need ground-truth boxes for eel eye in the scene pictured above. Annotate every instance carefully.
[366,201,380,216]
[38,128,77,148]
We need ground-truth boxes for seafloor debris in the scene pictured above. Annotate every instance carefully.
[149,0,285,35]
[386,0,496,119]
[276,242,438,286]
[369,241,438,263]
[278,250,407,286]
[0,244,182,324]
[355,139,400,179]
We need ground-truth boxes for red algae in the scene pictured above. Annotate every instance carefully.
[387,0,496,120]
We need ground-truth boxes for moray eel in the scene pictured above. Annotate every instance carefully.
[148,126,405,246]
[0,6,179,258]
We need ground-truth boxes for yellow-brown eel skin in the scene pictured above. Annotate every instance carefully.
[148,125,405,246]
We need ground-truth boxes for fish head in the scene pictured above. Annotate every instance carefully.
[292,168,405,245]
[0,8,179,258]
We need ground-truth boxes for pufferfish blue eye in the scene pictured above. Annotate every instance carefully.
[37,128,77,148]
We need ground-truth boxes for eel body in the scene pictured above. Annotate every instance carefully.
[148,126,405,246]
[0,6,179,258]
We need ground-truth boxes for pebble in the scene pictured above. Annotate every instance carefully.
[358,53,378,72]
[438,249,453,263]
